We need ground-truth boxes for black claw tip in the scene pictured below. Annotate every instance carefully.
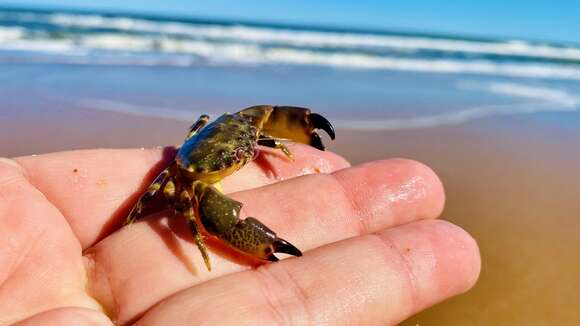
[274,238,303,257]
[310,113,336,140]
[310,132,325,151]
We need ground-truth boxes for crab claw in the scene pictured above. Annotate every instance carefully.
[267,255,279,262]
[196,183,304,267]
[309,132,326,151]
[310,113,336,140]
[268,238,303,262]
[239,105,336,152]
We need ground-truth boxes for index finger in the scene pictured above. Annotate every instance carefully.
[14,144,349,249]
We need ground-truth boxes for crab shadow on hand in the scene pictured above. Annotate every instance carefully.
[94,146,178,245]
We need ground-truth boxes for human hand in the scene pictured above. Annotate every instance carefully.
[1,144,480,325]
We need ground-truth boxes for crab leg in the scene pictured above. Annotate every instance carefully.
[185,114,210,141]
[192,181,302,266]
[175,181,212,271]
[240,105,335,151]
[125,165,171,225]
[257,136,294,160]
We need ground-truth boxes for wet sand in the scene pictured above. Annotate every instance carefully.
[343,117,580,325]
[2,106,580,324]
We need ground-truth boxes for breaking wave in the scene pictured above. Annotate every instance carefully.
[1,7,580,80]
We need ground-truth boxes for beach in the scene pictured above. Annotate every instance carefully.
[3,65,580,324]
[2,7,580,324]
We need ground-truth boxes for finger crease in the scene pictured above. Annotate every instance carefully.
[256,266,313,326]
[370,233,419,316]
[329,174,369,236]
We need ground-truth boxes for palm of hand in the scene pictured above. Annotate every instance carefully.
[0,145,479,326]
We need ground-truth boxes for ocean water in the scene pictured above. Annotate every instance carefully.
[0,6,579,132]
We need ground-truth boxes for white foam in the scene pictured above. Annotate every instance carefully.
[0,26,24,41]
[46,13,580,61]
[255,48,580,79]
[80,34,153,51]
[460,81,579,107]
[4,13,580,80]
[0,39,80,53]
[3,32,580,80]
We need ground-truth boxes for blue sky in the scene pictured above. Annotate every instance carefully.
[1,0,578,43]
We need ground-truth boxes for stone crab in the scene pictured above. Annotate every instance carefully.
[125,105,335,271]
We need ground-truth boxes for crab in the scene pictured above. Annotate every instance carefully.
[124,105,335,271]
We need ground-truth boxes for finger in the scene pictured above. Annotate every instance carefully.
[15,144,349,249]
[13,307,112,326]
[85,159,444,324]
[137,220,480,325]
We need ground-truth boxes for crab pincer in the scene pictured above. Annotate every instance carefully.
[194,182,302,264]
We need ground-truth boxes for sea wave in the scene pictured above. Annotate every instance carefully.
[0,26,24,41]
[1,9,580,80]
[44,13,580,62]
[2,30,580,80]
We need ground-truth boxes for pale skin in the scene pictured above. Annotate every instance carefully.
[0,144,480,325]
